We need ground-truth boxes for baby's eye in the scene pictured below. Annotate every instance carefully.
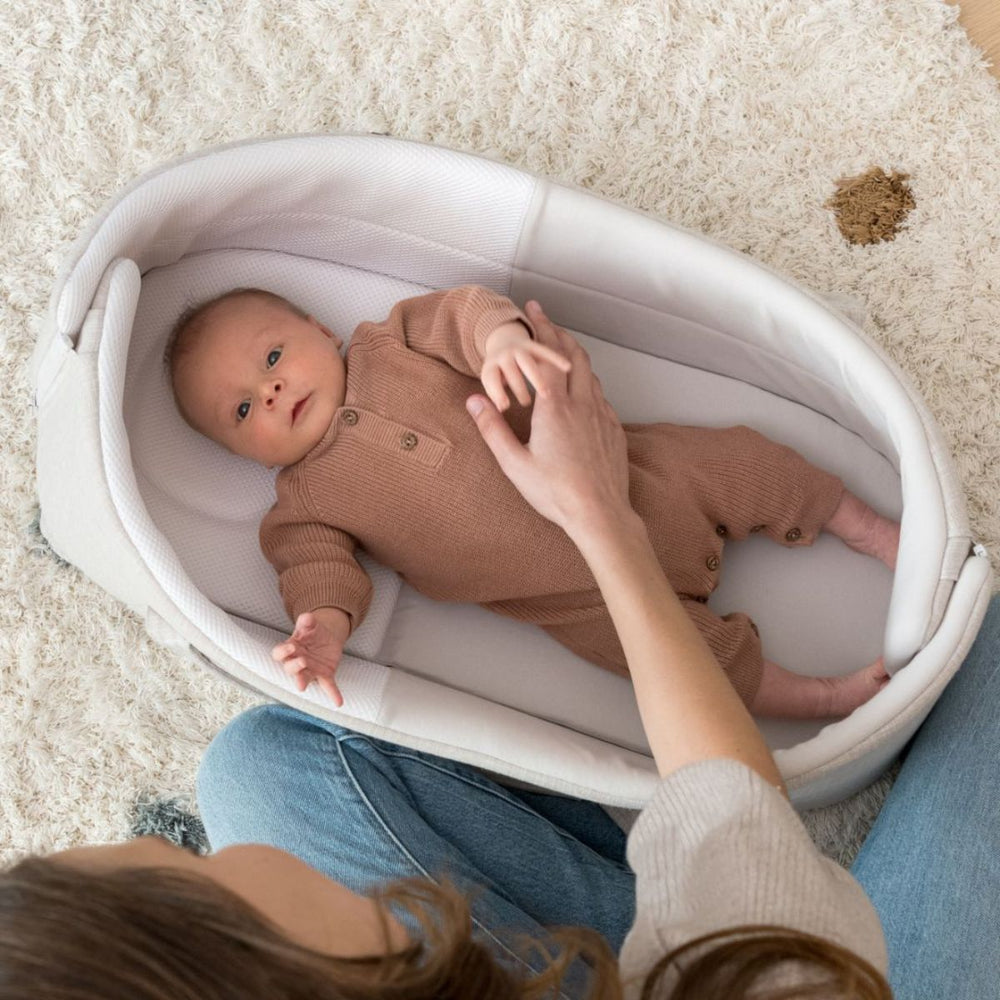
[237,400,251,422]
[267,348,282,368]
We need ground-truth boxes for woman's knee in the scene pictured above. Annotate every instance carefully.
[196,704,337,812]
[199,704,285,778]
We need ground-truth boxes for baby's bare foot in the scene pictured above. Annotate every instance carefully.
[751,658,889,719]
[825,491,900,570]
[870,516,900,571]
[815,658,890,716]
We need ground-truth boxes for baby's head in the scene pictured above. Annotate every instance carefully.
[165,288,346,468]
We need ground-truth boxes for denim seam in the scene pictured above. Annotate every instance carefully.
[331,738,577,998]
[335,733,629,873]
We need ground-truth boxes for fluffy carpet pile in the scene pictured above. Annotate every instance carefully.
[2,1,998,867]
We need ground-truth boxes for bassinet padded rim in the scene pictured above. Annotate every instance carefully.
[32,134,991,807]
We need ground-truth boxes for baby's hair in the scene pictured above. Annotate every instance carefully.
[163,287,309,425]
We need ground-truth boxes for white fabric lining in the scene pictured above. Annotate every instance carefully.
[121,245,901,755]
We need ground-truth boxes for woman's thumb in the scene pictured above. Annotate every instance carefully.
[466,394,521,474]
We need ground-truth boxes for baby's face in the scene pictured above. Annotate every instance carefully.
[173,297,347,467]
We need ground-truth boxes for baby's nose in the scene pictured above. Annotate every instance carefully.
[262,380,283,407]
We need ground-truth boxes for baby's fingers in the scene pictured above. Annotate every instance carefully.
[272,639,300,663]
[500,357,533,407]
[280,656,343,706]
[291,612,317,642]
[316,674,345,708]
[481,363,511,412]
[278,655,312,691]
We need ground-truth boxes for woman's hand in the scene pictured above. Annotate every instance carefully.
[468,299,784,790]
[467,301,635,542]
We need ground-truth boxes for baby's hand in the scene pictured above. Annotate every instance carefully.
[271,608,351,707]
[481,319,571,412]
[468,302,632,538]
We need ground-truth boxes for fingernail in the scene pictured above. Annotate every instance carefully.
[466,396,485,416]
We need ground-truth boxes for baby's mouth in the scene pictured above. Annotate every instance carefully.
[291,394,311,426]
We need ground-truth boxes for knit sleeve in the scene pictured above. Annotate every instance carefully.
[259,474,373,631]
[677,599,764,707]
[369,285,534,376]
[619,759,888,997]
[690,425,844,546]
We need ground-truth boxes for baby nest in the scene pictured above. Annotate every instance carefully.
[32,134,992,809]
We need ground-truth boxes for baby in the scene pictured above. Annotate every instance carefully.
[166,284,899,717]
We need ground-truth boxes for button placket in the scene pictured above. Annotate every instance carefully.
[336,407,448,468]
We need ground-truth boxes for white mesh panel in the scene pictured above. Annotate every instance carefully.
[98,259,390,716]
[58,135,536,336]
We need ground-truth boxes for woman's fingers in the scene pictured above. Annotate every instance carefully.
[525,302,592,392]
[562,339,596,400]
[466,394,525,480]
[525,341,572,372]
[516,351,568,400]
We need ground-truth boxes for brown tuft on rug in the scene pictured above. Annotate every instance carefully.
[826,167,916,245]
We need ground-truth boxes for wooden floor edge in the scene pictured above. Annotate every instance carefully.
[949,0,1000,80]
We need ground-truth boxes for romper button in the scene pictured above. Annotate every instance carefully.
[785,527,802,542]
[400,431,418,450]
[706,555,720,571]
[342,409,358,425]
[715,524,728,537]
[749,524,765,534]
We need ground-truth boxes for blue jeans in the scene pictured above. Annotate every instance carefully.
[850,593,1000,1000]
[197,704,634,988]
[197,596,1000,999]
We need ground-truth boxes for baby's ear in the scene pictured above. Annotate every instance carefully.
[308,315,342,347]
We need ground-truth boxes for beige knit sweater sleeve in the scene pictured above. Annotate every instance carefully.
[363,284,533,373]
[259,472,374,630]
[618,759,888,996]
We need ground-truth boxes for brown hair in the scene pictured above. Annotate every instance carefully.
[163,287,309,425]
[637,925,892,999]
[0,853,891,999]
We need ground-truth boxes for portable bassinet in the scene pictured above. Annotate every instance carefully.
[33,134,992,809]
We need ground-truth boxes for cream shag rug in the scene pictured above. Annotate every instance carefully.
[2,1,998,867]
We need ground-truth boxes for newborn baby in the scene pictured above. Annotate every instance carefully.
[166,284,898,717]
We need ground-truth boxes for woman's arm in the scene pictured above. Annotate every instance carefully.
[571,510,785,791]
[466,302,784,792]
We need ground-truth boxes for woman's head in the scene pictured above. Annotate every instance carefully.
[1,842,891,1000]
[0,842,610,1000]
[0,837,415,1000]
